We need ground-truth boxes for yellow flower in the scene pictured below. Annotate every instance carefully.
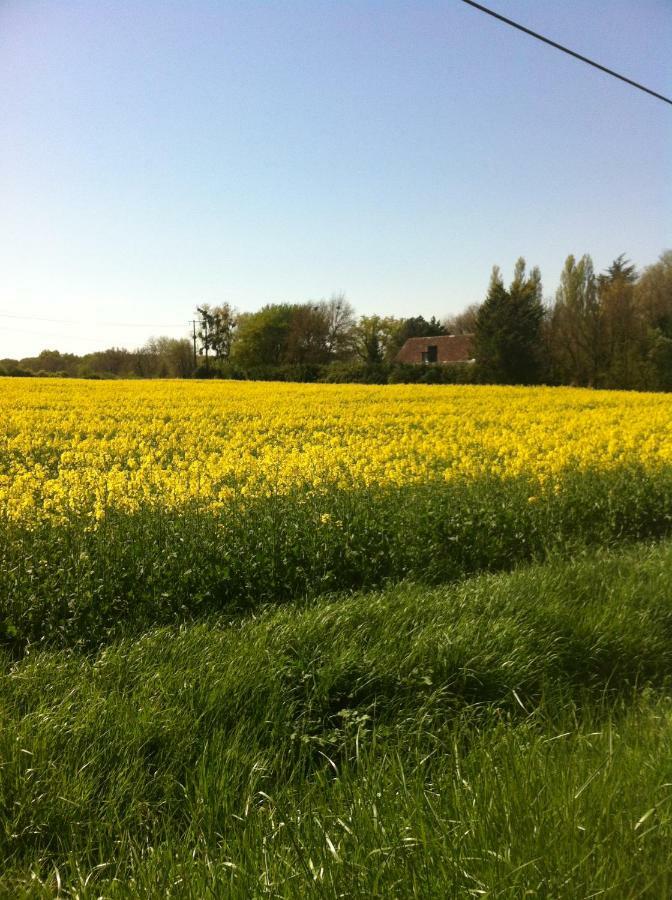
[1,378,671,526]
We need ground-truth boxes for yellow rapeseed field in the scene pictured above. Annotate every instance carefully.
[2,378,672,525]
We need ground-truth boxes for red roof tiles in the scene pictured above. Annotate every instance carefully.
[394,334,475,364]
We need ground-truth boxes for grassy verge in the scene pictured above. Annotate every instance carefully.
[2,540,672,896]
[3,463,672,650]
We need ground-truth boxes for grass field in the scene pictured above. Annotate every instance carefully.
[2,379,672,896]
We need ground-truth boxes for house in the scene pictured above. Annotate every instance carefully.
[394,334,475,365]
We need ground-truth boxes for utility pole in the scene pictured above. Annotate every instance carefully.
[191,320,198,369]
[195,305,211,373]
[203,317,209,372]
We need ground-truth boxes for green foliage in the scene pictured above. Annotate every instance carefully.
[387,362,474,384]
[0,365,34,377]
[596,256,649,389]
[550,254,600,386]
[354,315,401,363]
[2,542,672,895]
[196,303,237,363]
[543,251,672,391]
[230,300,356,368]
[320,361,390,383]
[11,248,672,392]
[648,330,672,391]
[3,464,672,653]
[284,304,331,364]
[599,253,638,287]
[163,361,477,384]
[474,259,545,384]
[231,304,296,367]
[636,250,672,337]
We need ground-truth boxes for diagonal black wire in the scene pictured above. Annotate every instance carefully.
[460,0,672,106]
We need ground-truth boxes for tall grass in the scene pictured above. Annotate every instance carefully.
[2,540,672,896]
[3,463,672,651]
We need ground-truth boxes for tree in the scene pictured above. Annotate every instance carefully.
[354,315,401,364]
[85,346,135,377]
[597,255,645,389]
[473,268,509,382]
[320,293,357,359]
[230,304,295,367]
[145,337,195,378]
[634,251,672,389]
[196,303,237,368]
[444,304,480,335]
[598,253,637,288]
[230,299,356,368]
[635,250,672,336]
[473,259,545,384]
[647,331,672,391]
[549,254,600,386]
[284,304,331,364]
[18,349,79,376]
[134,338,185,378]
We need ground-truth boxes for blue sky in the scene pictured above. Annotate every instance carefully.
[1,0,670,358]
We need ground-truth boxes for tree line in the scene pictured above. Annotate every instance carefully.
[3,249,671,390]
[473,250,672,390]
[192,295,448,372]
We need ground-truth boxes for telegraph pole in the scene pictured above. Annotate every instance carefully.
[191,319,198,368]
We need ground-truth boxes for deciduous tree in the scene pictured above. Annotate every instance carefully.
[549,254,600,386]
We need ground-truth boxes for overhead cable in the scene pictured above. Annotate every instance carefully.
[460,0,672,106]
[0,311,187,328]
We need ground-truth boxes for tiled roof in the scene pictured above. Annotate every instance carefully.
[394,334,475,364]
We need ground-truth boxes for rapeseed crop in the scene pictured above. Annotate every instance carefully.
[4,381,672,895]
[4,377,672,649]
[3,378,672,525]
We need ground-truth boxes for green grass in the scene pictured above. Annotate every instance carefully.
[2,540,672,896]
[4,463,672,651]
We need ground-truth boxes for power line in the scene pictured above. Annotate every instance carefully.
[459,0,672,107]
[0,326,132,344]
[0,311,188,328]
[0,324,196,350]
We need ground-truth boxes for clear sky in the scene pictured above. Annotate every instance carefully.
[1,0,670,358]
